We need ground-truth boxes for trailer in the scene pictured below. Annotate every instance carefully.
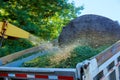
[0,40,120,80]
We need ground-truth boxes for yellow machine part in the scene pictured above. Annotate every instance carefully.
[0,22,3,32]
[0,22,29,38]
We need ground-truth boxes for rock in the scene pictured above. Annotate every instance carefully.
[58,14,120,47]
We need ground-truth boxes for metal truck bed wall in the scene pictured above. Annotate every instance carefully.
[76,40,120,80]
[0,67,76,80]
[1,40,120,80]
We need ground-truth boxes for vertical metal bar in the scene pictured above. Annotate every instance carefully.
[103,68,109,80]
[0,36,5,47]
[115,59,119,80]
[107,61,116,80]
[4,77,9,80]
[0,20,8,47]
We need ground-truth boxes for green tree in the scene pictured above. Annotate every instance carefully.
[0,0,83,40]
[0,0,83,55]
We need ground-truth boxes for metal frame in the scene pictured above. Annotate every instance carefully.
[0,67,76,80]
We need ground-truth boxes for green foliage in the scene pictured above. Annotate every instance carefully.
[0,0,83,54]
[55,46,97,68]
[0,39,33,57]
[23,54,53,68]
[23,45,109,68]
[0,0,83,40]
[55,45,110,68]
[56,45,111,68]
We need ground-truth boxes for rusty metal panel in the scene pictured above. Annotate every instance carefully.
[95,41,120,66]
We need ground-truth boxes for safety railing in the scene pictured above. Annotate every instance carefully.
[0,67,76,80]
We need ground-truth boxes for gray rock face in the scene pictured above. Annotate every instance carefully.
[58,14,120,47]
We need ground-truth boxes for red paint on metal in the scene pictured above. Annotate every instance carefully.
[0,73,8,77]
[96,42,120,66]
[15,73,27,78]
[35,74,48,79]
[116,62,120,67]
[58,76,74,80]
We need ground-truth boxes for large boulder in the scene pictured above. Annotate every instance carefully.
[58,14,120,47]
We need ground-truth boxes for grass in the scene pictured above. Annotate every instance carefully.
[22,45,110,68]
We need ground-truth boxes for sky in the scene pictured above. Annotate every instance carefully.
[69,0,120,22]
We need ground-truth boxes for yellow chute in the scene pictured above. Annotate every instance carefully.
[0,21,29,39]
